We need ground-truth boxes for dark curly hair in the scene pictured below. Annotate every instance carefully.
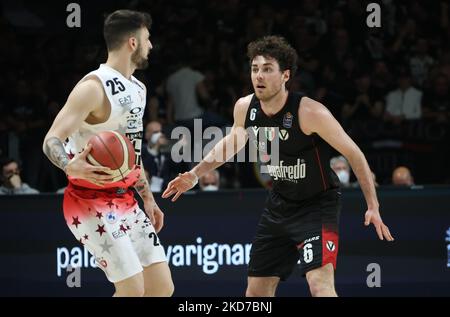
[247,35,298,79]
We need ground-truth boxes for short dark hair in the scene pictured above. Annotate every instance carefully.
[0,157,18,182]
[0,157,16,171]
[247,35,298,78]
[103,10,152,52]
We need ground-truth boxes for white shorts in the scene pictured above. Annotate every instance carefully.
[67,207,167,283]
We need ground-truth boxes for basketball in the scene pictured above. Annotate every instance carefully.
[86,131,136,182]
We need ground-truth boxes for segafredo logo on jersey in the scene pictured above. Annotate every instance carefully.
[266,159,306,181]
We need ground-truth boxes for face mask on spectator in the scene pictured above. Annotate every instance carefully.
[151,132,162,145]
[336,170,350,184]
[202,185,219,191]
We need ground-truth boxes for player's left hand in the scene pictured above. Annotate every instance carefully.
[364,209,394,241]
[144,200,164,233]
[162,171,198,202]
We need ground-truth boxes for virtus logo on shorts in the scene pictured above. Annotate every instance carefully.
[326,241,336,252]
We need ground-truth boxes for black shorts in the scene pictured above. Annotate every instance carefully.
[248,188,341,280]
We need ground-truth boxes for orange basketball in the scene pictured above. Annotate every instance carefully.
[86,131,136,182]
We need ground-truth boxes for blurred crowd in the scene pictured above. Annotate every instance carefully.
[0,0,449,193]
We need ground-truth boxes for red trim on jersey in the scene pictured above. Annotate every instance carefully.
[312,138,327,190]
[322,225,339,269]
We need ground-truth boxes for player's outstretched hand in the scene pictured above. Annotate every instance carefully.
[162,171,198,202]
[364,209,395,241]
[65,144,114,186]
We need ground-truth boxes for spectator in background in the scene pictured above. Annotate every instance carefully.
[147,80,171,125]
[142,121,171,192]
[364,28,385,61]
[142,121,189,192]
[385,68,422,123]
[330,155,378,188]
[0,157,39,194]
[7,78,48,189]
[391,19,418,61]
[199,170,220,191]
[330,156,356,188]
[341,72,384,125]
[165,50,226,131]
[166,56,207,129]
[330,28,351,69]
[423,74,449,123]
[392,166,415,186]
[371,60,394,99]
[409,38,434,88]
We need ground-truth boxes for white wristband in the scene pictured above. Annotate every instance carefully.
[190,171,199,186]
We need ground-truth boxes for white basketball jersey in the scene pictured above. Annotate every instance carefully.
[66,64,146,165]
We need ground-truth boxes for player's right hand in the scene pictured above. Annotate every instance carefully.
[65,144,114,186]
[162,171,198,202]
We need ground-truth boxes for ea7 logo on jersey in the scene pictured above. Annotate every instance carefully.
[326,241,336,252]
[119,95,133,107]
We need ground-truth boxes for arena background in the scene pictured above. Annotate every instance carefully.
[0,0,449,297]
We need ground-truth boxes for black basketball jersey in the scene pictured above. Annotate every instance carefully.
[244,91,340,201]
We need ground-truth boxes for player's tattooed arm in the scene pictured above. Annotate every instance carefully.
[44,137,70,172]
[134,168,155,203]
[135,164,164,232]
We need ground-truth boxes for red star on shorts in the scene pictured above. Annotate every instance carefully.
[83,234,89,240]
[72,216,81,228]
[95,211,103,219]
[106,200,114,208]
[96,225,106,236]
[119,224,129,233]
